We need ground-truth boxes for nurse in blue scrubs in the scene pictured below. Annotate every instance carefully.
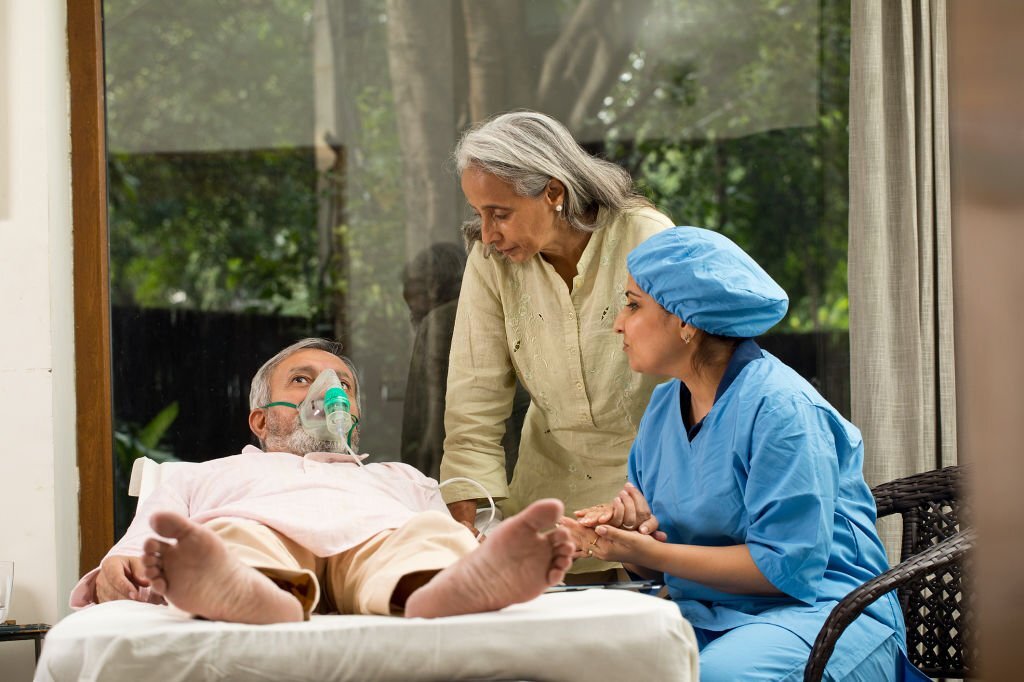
[571,227,929,681]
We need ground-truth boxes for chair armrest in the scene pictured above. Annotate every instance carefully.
[127,456,150,497]
[871,465,962,518]
[803,527,974,682]
[127,457,191,503]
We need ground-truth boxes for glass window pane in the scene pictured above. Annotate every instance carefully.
[103,0,850,535]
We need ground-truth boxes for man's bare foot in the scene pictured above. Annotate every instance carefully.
[404,499,573,618]
[141,512,303,624]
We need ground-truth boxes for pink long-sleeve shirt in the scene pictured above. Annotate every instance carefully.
[71,446,448,608]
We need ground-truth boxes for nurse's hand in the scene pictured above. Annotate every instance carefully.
[587,524,666,564]
[574,483,660,535]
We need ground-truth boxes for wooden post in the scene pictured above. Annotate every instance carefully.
[67,0,114,574]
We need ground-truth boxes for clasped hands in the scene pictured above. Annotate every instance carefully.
[559,482,667,563]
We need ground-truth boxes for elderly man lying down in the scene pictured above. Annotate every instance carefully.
[71,338,573,623]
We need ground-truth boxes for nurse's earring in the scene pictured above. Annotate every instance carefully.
[683,334,692,344]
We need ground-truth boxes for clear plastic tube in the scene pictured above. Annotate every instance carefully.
[436,477,498,537]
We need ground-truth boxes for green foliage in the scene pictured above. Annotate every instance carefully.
[599,0,851,333]
[113,402,181,537]
[104,0,314,152]
[613,124,849,333]
[105,0,319,315]
[113,401,181,471]
[103,0,851,339]
[109,150,320,314]
[334,84,409,359]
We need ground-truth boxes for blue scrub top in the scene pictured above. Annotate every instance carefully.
[628,341,908,679]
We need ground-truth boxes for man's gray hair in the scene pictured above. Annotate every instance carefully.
[454,110,651,244]
[249,338,363,416]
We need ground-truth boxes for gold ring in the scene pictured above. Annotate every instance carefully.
[622,524,635,530]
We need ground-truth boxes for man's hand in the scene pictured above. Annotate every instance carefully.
[557,516,600,559]
[447,499,483,537]
[96,555,163,603]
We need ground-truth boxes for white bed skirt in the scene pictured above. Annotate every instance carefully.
[36,590,697,681]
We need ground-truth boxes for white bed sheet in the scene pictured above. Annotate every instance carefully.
[36,590,697,682]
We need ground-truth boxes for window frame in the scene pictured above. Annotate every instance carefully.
[68,0,114,574]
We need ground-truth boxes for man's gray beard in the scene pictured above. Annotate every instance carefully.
[275,428,343,455]
[263,413,359,455]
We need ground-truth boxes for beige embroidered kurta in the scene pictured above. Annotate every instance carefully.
[440,206,673,572]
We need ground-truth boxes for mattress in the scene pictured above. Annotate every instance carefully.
[35,590,697,681]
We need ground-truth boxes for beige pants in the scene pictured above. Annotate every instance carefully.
[204,511,479,619]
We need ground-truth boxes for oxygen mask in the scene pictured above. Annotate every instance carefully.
[297,369,358,446]
[262,369,358,449]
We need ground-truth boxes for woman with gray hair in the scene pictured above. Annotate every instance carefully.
[440,110,673,580]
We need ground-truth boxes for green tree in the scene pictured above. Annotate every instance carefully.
[598,0,851,332]
[105,0,320,315]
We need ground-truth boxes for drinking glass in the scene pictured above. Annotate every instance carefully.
[0,561,13,623]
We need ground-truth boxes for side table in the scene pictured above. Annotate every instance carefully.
[0,622,51,662]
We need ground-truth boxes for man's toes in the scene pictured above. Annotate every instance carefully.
[150,575,168,595]
[143,537,170,556]
[150,511,194,539]
[553,541,574,560]
[517,498,565,531]
[549,527,572,546]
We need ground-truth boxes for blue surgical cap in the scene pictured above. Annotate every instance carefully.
[627,227,789,338]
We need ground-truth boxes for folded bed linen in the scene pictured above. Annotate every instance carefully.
[36,589,697,681]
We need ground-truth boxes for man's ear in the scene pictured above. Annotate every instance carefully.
[249,408,268,440]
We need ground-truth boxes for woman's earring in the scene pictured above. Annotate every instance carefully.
[683,334,692,344]
[555,204,563,212]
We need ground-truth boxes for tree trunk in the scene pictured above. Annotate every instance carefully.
[537,0,653,139]
[461,0,531,122]
[386,0,463,252]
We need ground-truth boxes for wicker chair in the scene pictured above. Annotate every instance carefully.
[804,465,971,681]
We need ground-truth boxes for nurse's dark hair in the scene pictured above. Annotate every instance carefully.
[249,338,363,416]
[454,110,652,245]
[688,327,742,377]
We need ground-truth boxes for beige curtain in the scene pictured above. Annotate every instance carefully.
[848,0,956,512]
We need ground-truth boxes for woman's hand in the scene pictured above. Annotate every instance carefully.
[559,516,667,561]
[573,483,660,535]
[447,500,482,537]
[587,524,664,564]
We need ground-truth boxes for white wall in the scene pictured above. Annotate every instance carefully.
[0,0,77,679]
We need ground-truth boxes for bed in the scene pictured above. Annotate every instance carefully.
[36,458,698,680]
[36,588,696,681]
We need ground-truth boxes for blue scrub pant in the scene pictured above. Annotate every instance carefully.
[697,624,925,682]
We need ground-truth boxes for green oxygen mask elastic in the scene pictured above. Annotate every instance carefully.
[295,369,358,445]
